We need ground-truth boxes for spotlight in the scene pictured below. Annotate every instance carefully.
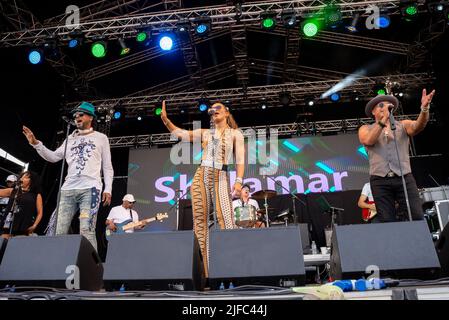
[154,107,162,116]
[198,99,210,112]
[281,9,297,28]
[324,4,342,28]
[398,92,404,97]
[279,91,292,106]
[400,1,419,21]
[376,14,391,28]
[261,11,276,30]
[302,20,319,37]
[136,108,146,121]
[177,19,191,33]
[159,34,174,51]
[28,49,43,65]
[118,38,131,56]
[330,92,341,102]
[67,31,84,48]
[194,16,211,35]
[113,106,125,120]
[136,29,150,43]
[428,1,448,13]
[260,102,267,110]
[374,84,387,95]
[307,100,315,107]
[345,13,360,32]
[91,41,107,58]
[113,111,122,119]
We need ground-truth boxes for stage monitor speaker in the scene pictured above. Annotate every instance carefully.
[330,221,440,280]
[436,224,449,277]
[209,226,305,289]
[103,230,204,291]
[0,235,103,290]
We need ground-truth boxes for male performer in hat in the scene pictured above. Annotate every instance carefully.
[358,89,435,222]
[106,194,145,234]
[22,102,114,250]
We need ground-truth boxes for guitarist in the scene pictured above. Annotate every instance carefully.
[358,182,377,222]
[106,194,144,234]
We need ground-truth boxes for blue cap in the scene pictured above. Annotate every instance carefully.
[71,101,96,117]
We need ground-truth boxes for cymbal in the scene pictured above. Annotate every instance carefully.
[252,189,277,200]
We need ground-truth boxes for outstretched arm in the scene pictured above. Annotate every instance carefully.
[160,100,202,142]
[23,126,65,163]
[101,135,113,206]
[403,88,435,137]
[0,188,13,198]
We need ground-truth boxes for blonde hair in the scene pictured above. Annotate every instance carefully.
[226,112,238,129]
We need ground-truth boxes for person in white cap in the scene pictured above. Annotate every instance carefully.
[106,194,145,234]
[1,175,18,206]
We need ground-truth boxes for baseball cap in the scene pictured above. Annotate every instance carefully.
[122,194,136,203]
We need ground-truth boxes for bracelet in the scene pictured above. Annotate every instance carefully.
[420,106,430,113]
[235,177,243,185]
[377,121,386,128]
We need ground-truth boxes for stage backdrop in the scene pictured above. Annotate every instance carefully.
[127,133,370,231]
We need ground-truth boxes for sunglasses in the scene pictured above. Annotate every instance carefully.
[73,112,86,118]
[377,102,393,109]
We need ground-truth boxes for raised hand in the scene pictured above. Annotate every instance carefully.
[22,126,38,145]
[421,88,435,109]
[161,100,168,122]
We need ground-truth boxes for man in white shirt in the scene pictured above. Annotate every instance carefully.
[22,102,114,250]
[232,184,265,228]
[106,194,144,234]
[358,182,377,222]
[0,175,18,230]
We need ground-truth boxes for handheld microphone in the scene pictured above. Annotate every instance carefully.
[62,115,76,126]
[208,108,217,116]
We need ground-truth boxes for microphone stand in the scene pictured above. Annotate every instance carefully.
[7,184,22,236]
[389,111,413,222]
[52,119,73,235]
[209,117,218,230]
[264,175,307,226]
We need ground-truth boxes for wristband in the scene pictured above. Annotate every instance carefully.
[377,121,386,128]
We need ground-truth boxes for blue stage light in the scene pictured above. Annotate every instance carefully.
[159,35,174,51]
[330,92,341,102]
[113,111,122,119]
[199,103,208,112]
[196,24,208,34]
[68,39,79,48]
[377,15,391,28]
[28,50,42,64]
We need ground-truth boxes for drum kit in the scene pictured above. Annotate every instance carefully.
[233,189,293,228]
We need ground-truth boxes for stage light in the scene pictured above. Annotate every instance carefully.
[330,92,341,102]
[194,17,211,36]
[155,107,162,116]
[137,116,142,121]
[113,111,122,120]
[302,20,319,37]
[28,49,43,65]
[345,13,360,32]
[68,39,79,48]
[398,92,404,97]
[91,41,107,58]
[307,100,315,106]
[324,4,342,28]
[198,99,209,112]
[136,31,149,43]
[159,34,174,51]
[261,11,276,30]
[118,38,131,56]
[374,84,387,95]
[279,91,292,106]
[177,19,191,33]
[377,15,391,28]
[400,1,419,21]
[281,9,297,28]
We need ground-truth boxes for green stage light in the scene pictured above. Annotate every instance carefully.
[377,88,386,95]
[261,11,276,30]
[262,17,275,28]
[405,5,418,16]
[155,107,162,116]
[91,42,106,58]
[303,21,319,37]
[136,31,148,42]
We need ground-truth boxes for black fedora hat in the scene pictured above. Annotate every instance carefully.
[365,95,399,117]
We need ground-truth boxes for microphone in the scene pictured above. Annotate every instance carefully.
[429,174,449,200]
[62,115,76,126]
[208,108,217,116]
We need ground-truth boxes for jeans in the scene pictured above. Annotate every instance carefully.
[56,187,101,250]
[370,173,423,223]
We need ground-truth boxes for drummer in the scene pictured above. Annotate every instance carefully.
[232,184,265,228]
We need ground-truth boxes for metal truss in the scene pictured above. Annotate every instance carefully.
[43,0,165,26]
[283,25,301,82]
[0,0,41,31]
[248,26,409,55]
[0,0,405,47]
[82,28,228,81]
[65,73,433,116]
[108,113,428,148]
[126,60,237,96]
[230,23,249,87]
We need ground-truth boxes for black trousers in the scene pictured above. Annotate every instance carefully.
[370,173,423,223]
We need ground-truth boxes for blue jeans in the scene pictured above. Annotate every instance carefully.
[56,188,101,250]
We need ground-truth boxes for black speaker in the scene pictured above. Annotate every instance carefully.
[0,235,103,290]
[436,224,449,277]
[209,226,305,289]
[330,221,441,280]
[103,230,204,291]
